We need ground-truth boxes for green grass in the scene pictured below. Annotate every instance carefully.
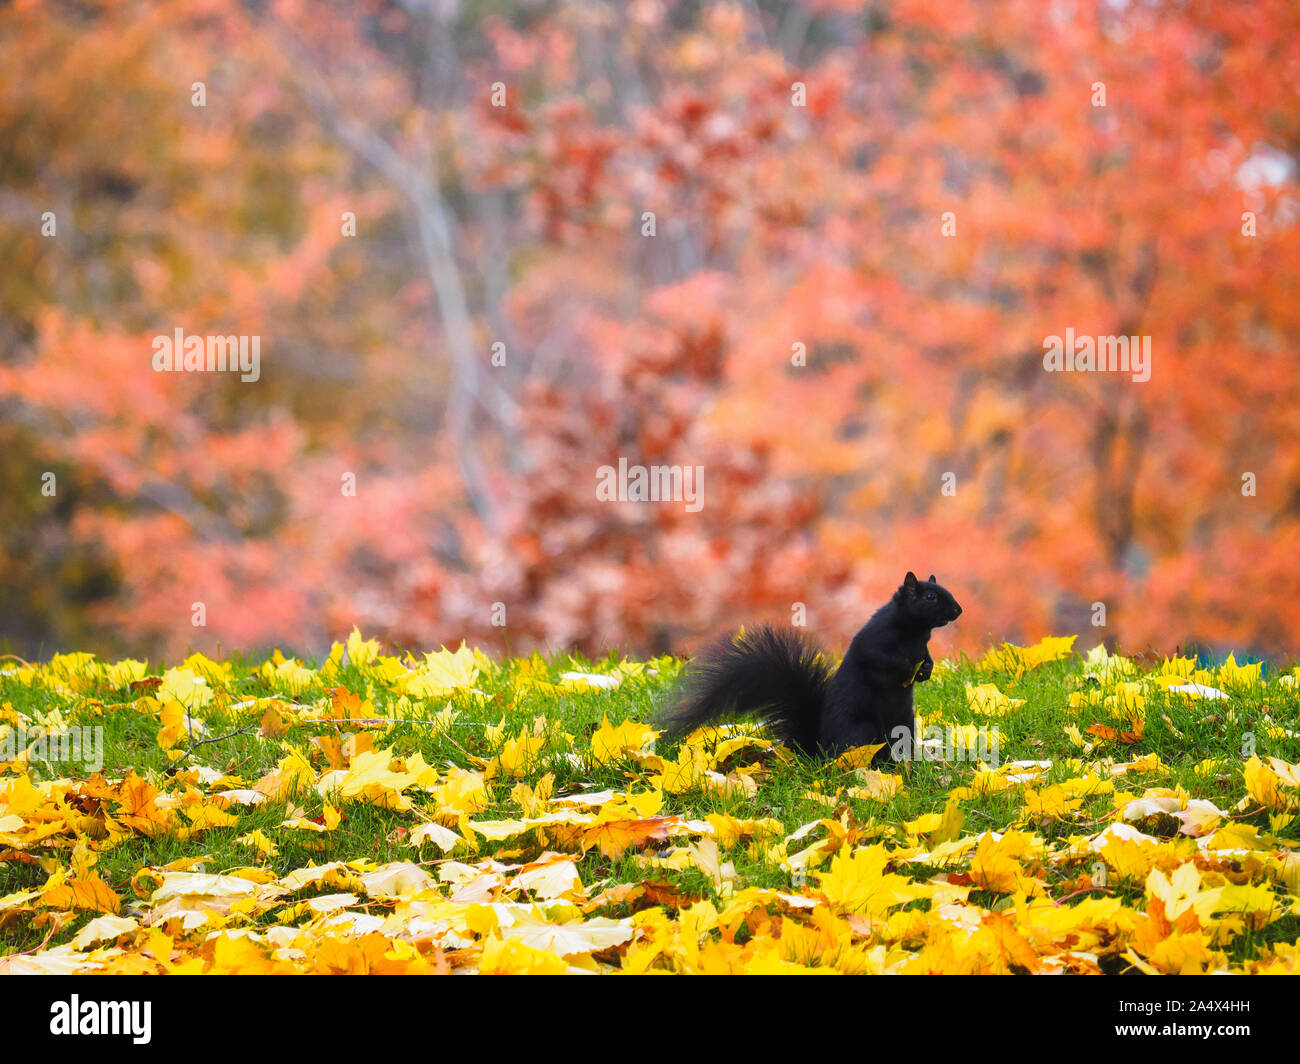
[1,638,1298,970]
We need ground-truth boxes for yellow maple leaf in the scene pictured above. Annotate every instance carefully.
[1126,930,1226,975]
[905,798,964,843]
[318,747,425,810]
[209,932,277,974]
[590,717,655,766]
[398,645,480,697]
[259,658,318,696]
[38,870,121,914]
[159,667,215,710]
[155,698,191,752]
[489,728,545,779]
[1214,653,1263,688]
[178,652,231,685]
[511,773,554,816]
[656,743,709,794]
[0,773,45,817]
[254,746,318,801]
[430,767,489,820]
[1146,862,1222,925]
[1244,756,1300,812]
[705,813,784,848]
[815,844,917,918]
[478,934,568,974]
[238,830,279,858]
[978,636,1076,679]
[342,626,381,667]
[969,830,1046,896]
[182,804,240,831]
[834,744,887,769]
[965,682,1024,716]
[104,659,148,688]
[1215,883,1283,931]
[846,769,903,802]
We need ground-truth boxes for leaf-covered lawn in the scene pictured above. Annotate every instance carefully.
[1,631,1298,974]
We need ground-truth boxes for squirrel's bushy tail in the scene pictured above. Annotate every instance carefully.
[662,625,831,755]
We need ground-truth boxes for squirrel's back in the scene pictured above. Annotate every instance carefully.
[661,625,831,755]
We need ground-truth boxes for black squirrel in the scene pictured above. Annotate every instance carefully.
[662,572,962,760]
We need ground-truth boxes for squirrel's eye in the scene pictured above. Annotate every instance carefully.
[925,591,935,601]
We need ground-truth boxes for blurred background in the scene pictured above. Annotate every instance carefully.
[1,0,1297,664]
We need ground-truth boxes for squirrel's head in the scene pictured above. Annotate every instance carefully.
[898,571,962,627]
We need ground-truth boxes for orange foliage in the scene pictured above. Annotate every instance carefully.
[0,0,1297,660]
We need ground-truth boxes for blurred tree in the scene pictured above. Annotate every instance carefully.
[1,0,1297,661]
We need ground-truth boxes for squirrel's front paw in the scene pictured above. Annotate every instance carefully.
[914,659,933,682]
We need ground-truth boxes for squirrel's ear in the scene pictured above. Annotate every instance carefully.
[903,571,918,589]
[928,573,936,583]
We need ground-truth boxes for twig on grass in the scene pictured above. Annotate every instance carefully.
[168,718,260,769]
